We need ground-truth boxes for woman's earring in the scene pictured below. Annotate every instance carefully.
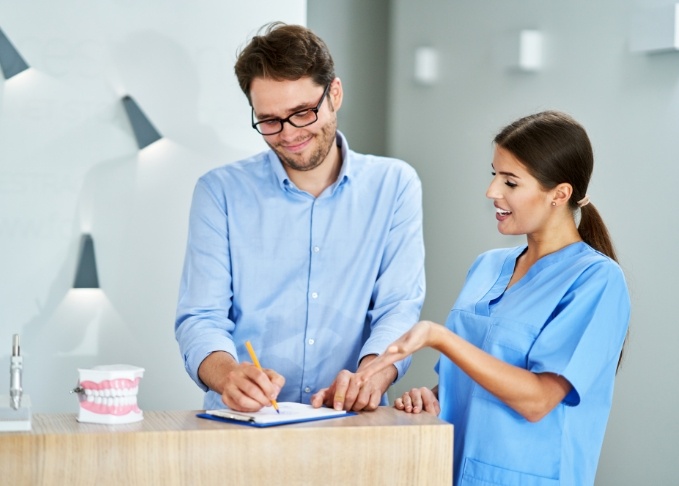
[551,201,556,206]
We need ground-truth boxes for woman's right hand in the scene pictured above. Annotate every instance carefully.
[356,321,439,384]
[394,386,440,415]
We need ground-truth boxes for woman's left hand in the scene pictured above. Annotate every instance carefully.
[395,386,440,415]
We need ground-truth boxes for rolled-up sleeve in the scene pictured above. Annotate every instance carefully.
[175,176,239,389]
[361,165,425,380]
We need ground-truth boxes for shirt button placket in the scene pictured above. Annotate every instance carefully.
[306,202,322,402]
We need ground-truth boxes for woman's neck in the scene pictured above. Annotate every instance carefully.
[508,219,581,289]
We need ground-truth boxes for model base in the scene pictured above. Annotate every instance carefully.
[0,394,31,432]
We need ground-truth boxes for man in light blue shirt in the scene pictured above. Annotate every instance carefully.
[175,22,425,413]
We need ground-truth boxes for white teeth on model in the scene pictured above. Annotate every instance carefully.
[85,387,139,405]
[84,388,138,398]
[84,395,138,406]
[496,208,511,215]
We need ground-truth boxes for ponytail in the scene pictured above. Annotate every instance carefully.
[578,202,627,370]
[577,203,618,262]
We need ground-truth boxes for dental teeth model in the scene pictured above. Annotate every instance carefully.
[73,364,144,424]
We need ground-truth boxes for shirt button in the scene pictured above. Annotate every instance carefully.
[311,292,318,299]
[304,387,311,393]
[313,246,320,253]
[308,339,315,345]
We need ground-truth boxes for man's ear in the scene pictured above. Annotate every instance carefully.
[328,77,343,112]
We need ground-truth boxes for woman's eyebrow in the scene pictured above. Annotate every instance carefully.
[491,163,520,178]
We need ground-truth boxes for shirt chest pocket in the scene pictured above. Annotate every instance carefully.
[484,318,540,366]
[471,318,540,401]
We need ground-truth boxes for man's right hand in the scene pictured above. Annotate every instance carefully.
[198,351,285,412]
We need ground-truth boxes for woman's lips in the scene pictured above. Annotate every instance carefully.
[495,206,512,221]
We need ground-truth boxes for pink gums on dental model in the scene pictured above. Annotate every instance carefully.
[76,364,145,424]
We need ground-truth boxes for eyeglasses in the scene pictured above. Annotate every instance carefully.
[251,84,331,135]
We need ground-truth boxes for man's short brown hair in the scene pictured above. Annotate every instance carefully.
[235,22,336,103]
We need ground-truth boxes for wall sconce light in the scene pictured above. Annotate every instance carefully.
[414,46,439,85]
[121,95,162,149]
[494,29,543,73]
[517,30,543,72]
[73,234,100,289]
[630,4,679,53]
[0,27,29,80]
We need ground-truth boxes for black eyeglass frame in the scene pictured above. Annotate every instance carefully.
[251,83,331,135]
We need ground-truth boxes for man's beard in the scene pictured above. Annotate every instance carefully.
[268,118,337,172]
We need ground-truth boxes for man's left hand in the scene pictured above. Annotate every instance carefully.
[310,355,397,411]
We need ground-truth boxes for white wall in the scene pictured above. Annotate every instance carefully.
[0,0,306,413]
[386,0,679,484]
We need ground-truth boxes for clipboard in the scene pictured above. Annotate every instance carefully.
[197,402,356,428]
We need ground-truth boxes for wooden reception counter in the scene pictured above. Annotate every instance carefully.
[0,407,453,485]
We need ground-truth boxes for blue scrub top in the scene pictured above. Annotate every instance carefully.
[438,242,630,486]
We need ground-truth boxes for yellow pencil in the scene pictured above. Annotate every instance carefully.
[245,340,280,414]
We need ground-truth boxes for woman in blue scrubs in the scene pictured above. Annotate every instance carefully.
[357,111,630,486]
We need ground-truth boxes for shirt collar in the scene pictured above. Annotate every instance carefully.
[335,130,351,184]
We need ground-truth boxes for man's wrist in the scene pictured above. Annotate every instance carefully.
[359,354,398,389]
[198,351,238,394]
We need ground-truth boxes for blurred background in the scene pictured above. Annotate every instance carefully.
[1,1,677,483]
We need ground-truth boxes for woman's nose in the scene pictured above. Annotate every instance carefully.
[486,180,501,200]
